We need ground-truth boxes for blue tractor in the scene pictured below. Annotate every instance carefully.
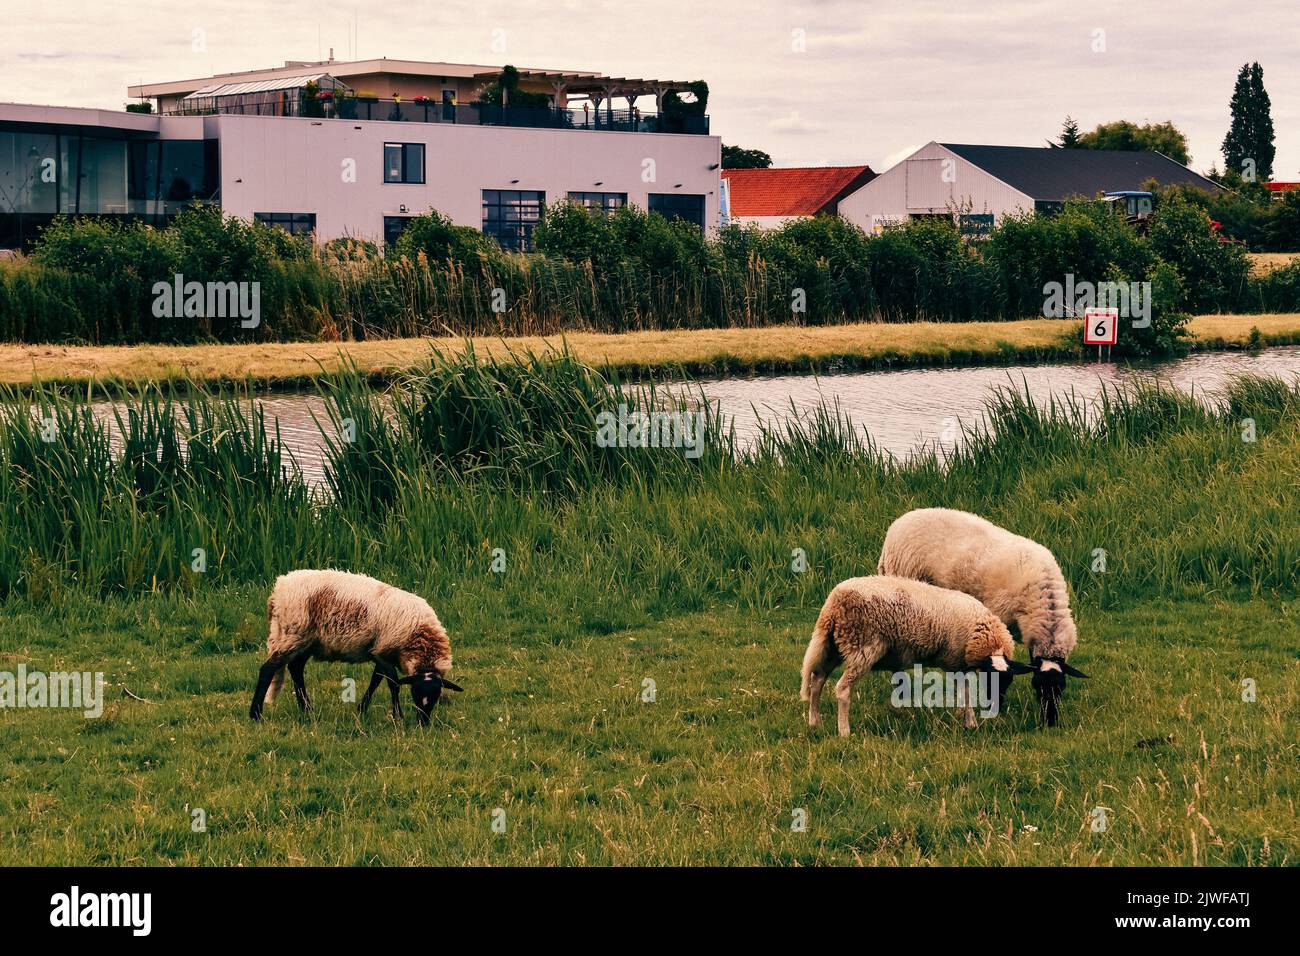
[1103,191,1154,233]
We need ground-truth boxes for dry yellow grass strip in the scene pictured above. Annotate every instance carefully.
[1247,252,1300,276]
[1,314,1297,388]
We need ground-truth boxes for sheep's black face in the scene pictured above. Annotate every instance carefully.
[411,674,442,725]
[971,656,1035,713]
[398,671,464,726]
[1031,657,1089,727]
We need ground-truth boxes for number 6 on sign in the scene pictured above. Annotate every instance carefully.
[1084,307,1119,346]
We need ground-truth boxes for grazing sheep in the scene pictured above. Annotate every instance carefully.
[877,508,1089,726]
[249,570,462,726]
[800,575,1033,736]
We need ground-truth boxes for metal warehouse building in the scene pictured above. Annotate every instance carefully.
[839,141,1223,234]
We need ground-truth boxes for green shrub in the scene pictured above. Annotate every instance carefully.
[534,200,613,264]
[1146,196,1250,313]
[1118,259,1191,358]
[392,209,499,273]
[1,196,1296,346]
[987,202,1152,319]
[1262,191,1300,252]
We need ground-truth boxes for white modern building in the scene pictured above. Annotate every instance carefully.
[1,58,720,250]
[838,141,1222,235]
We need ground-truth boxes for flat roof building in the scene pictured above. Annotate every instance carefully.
[1,57,719,250]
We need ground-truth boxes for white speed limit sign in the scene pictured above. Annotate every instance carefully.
[1084,307,1119,346]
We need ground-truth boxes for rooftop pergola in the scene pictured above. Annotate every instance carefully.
[470,70,701,116]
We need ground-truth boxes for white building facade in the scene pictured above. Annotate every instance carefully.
[839,140,1222,236]
[1,63,720,250]
[215,112,719,247]
[838,142,1029,235]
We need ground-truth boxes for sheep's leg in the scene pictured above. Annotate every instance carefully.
[807,670,830,728]
[956,676,978,730]
[835,663,862,738]
[359,666,385,714]
[835,645,884,737]
[385,670,404,721]
[288,655,312,713]
[249,657,284,721]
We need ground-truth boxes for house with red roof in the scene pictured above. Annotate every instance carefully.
[721,165,876,228]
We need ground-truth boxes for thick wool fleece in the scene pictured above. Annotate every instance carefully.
[800,575,1013,700]
[877,508,1078,661]
[264,570,452,703]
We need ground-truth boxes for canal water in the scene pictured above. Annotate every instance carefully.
[81,346,1300,487]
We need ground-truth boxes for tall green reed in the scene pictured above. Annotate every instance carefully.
[1,351,1295,609]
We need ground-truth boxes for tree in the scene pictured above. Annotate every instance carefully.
[1222,62,1275,182]
[475,65,550,109]
[1076,120,1190,165]
[1059,116,1081,148]
[722,145,773,169]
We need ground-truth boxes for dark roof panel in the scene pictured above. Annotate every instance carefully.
[940,143,1222,201]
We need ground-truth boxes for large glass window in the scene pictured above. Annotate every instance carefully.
[0,131,59,214]
[127,139,218,215]
[567,191,627,215]
[384,143,425,184]
[648,193,705,232]
[59,136,128,214]
[255,212,317,237]
[482,189,544,251]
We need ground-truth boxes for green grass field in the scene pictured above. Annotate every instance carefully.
[0,351,1296,865]
[0,591,1295,866]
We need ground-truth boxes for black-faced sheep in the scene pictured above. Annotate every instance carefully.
[877,508,1089,726]
[249,570,462,727]
[801,575,1033,736]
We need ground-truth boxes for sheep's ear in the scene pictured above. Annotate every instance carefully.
[395,675,415,685]
[1006,659,1036,675]
[441,679,464,692]
[1062,663,1089,679]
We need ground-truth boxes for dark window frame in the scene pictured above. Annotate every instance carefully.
[482,189,545,252]
[566,191,627,215]
[384,215,414,250]
[383,142,426,184]
[254,211,317,237]
[647,192,706,232]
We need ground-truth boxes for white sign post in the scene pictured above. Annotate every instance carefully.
[1083,307,1119,362]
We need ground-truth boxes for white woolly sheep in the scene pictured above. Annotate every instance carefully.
[800,575,1033,736]
[249,569,462,726]
[877,508,1089,726]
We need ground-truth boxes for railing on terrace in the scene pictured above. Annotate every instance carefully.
[166,97,710,135]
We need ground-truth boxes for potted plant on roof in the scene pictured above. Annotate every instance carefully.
[333,88,357,119]
[475,65,551,126]
[300,80,326,118]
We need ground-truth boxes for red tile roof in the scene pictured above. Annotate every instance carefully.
[722,165,875,218]
[1265,182,1300,192]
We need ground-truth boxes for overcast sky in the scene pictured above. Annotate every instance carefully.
[4,0,1297,177]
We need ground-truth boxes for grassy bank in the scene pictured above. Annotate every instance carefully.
[0,352,1297,863]
[4,313,1300,389]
